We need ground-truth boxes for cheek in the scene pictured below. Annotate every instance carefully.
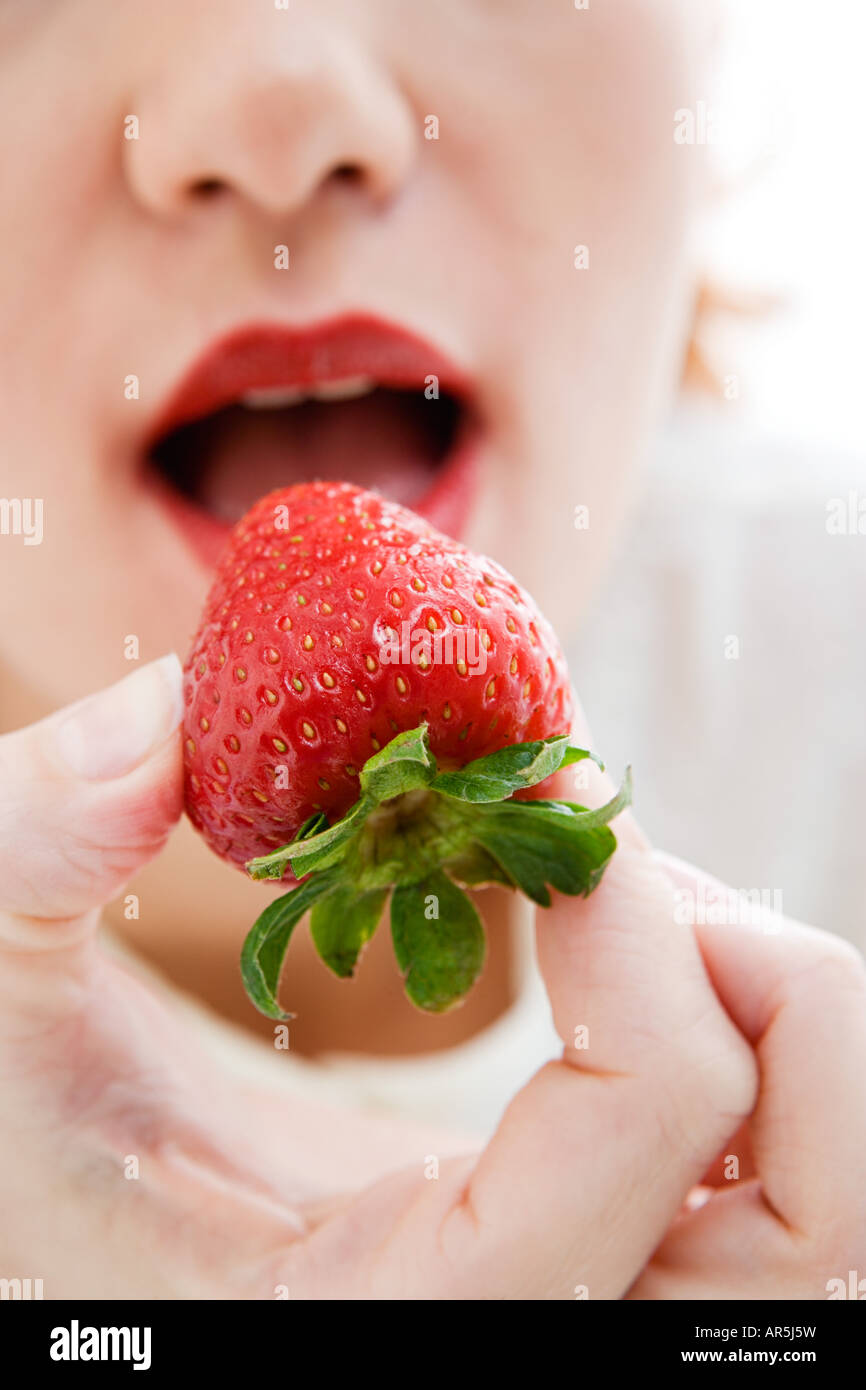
[459,2,709,628]
[443,1,708,237]
[529,2,708,264]
[0,19,120,520]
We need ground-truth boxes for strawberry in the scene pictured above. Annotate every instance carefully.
[183,482,630,1016]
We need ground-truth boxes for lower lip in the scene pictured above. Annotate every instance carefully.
[142,421,481,573]
[413,425,480,539]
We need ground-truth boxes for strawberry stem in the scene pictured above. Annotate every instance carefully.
[241,725,631,1018]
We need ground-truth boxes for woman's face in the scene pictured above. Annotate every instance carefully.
[0,0,710,722]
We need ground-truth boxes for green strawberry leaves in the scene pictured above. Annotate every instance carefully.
[245,726,436,884]
[432,735,599,803]
[246,810,330,881]
[240,724,631,1019]
[311,884,389,980]
[472,801,618,907]
[240,869,340,1019]
[260,798,370,881]
[359,724,435,800]
[391,872,485,1012]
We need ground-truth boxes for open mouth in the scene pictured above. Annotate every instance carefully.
[143,317,480,567]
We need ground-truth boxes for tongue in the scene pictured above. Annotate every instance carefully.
[184,392,450,525]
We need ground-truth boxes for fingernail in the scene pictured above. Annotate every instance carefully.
[55,654,184,780]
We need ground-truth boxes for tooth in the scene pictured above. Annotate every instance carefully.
[308,376,376,402]
[241,386,308,409]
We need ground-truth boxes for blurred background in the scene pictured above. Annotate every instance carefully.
[572,0,866,950]
[703,0,866,453]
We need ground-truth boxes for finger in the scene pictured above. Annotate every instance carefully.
[435,708,757,1299]
[0,655,183,1017]
[657,851,866,1237]
[627,1180,811,1300]
[530,694,647,854]
[698,1119,756,1188]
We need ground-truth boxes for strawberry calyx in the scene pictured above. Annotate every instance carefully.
[240,726,632,1018]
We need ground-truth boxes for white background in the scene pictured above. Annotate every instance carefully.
[705,0,865,455]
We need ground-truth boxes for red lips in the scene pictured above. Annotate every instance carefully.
[146,315,474,444]
[144,315,480,564]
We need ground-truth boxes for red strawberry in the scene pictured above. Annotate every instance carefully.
[183,482,629,1016]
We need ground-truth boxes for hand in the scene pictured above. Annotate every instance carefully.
[1,662,862,1299]
[628,849,866,1299]
[0,656,467,1297]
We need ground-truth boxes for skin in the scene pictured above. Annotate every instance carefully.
[0,0,707,1053]
[0,1,864,1298]
[3,665,865,1298]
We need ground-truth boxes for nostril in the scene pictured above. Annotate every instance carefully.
[189,166,361,205]
[330,162,364,186]
[191,177,227,200]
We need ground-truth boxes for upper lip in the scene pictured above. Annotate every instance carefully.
[144,314,474,447]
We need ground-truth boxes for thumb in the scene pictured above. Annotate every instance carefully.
[537,695,733,1070]
[442,701,756,1297]
[0,655,183,946]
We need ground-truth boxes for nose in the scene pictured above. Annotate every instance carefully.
[123,9,418,221]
